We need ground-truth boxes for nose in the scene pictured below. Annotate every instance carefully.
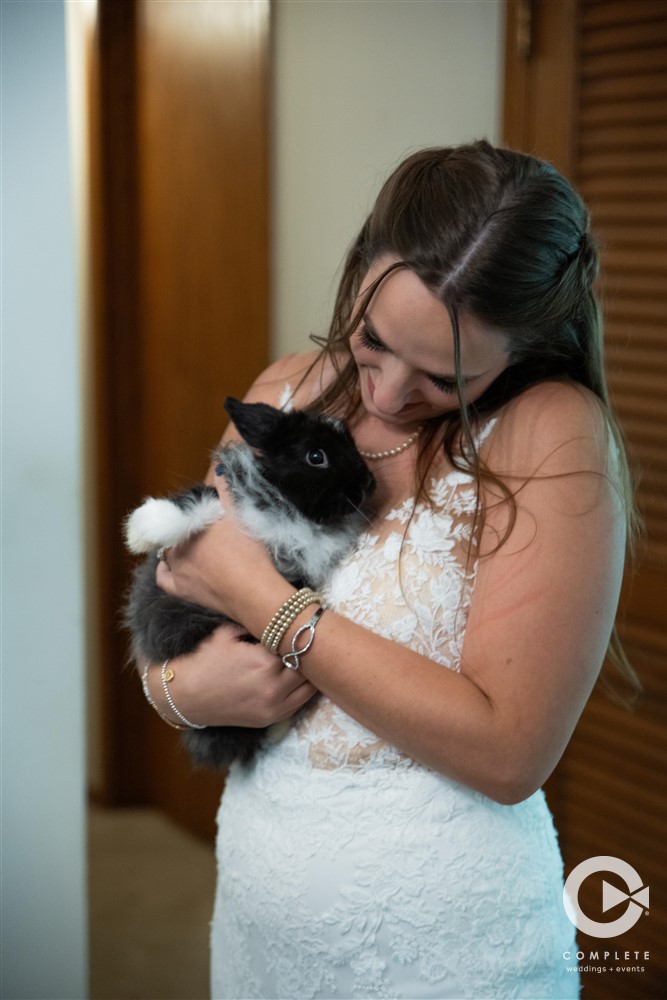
[371,361,420,414]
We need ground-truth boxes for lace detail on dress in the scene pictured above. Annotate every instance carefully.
[213,761,578,1000]
[211,411,579,1000]
[279,424,495,773]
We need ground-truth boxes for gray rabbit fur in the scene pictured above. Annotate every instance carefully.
[123,396,375,769]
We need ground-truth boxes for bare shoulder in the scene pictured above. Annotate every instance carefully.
[484,379,612,478]
[243,350,322,407]
[204,352,312,476]
[211,350,329,462]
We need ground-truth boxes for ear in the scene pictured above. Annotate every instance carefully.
[223,397,283,448]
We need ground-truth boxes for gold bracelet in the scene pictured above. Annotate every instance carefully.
[260,587,323,654]
[140,661,188,730]
[160,660,206,729]
[261,589,322,653]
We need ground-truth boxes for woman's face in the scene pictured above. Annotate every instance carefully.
[350,259,510,428]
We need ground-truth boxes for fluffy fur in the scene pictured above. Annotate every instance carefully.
[123,396,375,769]
[125,494,224,553]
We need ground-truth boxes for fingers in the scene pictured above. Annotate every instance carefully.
[236,641,317,698]
[144,618,318,729]
[155,556,175,593]
[223,639,318,724]
[272,679,318,722]
[285,671,318,718]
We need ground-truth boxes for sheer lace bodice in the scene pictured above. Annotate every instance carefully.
[275,423,494,774]
[210,408,578,1000]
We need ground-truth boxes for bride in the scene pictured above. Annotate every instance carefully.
[145,141,636,999]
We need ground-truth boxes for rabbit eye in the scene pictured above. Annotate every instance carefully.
[306,448,329,468]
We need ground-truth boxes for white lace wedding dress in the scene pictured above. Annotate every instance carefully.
[210,422,579,1000]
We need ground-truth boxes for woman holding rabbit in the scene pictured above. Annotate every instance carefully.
[147,141,635,999]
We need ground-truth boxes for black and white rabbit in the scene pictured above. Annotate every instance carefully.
[123,396,376,769]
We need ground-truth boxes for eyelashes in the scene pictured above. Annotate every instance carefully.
[358,324,385,353]
[357,324,459,395]
[427,374,458,394]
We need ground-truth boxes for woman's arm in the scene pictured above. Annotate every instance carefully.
[141,623,317,729]
[137,351,322,728]
[159,381,626,803]
[299,382,626,802]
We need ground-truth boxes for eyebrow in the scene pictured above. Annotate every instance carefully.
[363,315,485,383]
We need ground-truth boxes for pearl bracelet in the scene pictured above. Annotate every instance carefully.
[141,661,188,730]
[160,660,206,730]
[260,587,323,654]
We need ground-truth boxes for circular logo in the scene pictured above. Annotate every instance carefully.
[563,856,649,938]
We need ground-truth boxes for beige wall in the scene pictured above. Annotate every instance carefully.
[271,0,503,357]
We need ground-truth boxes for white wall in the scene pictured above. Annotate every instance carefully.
[271,0,503,356]
[1,2,87,998]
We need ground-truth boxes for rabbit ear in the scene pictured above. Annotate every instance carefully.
[224,397,283,448]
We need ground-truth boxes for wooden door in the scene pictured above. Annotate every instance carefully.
[86,0,270,839]
[504,2,667,996]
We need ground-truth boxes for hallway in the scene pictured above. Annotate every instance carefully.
[89,806,215,1000]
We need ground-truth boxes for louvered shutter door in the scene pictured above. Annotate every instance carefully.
[554,3,666,995]
[504,3,666,996]
[579,1,667,565]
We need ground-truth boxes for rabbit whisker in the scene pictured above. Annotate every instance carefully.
[346,497,374,526]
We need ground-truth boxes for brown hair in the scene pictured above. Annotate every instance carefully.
[302,141,640,699]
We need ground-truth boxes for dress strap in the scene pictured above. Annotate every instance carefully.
[278,383,295,412]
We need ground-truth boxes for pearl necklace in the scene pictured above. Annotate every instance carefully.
[358,426,422,461]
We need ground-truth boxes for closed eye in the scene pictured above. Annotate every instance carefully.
[427,374,458,394]
[358,324,387,352]
[360,323,459,394]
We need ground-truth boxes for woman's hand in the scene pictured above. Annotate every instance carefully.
[150,473,318,728]
[156,474,283,627]
[145,623,318,729]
